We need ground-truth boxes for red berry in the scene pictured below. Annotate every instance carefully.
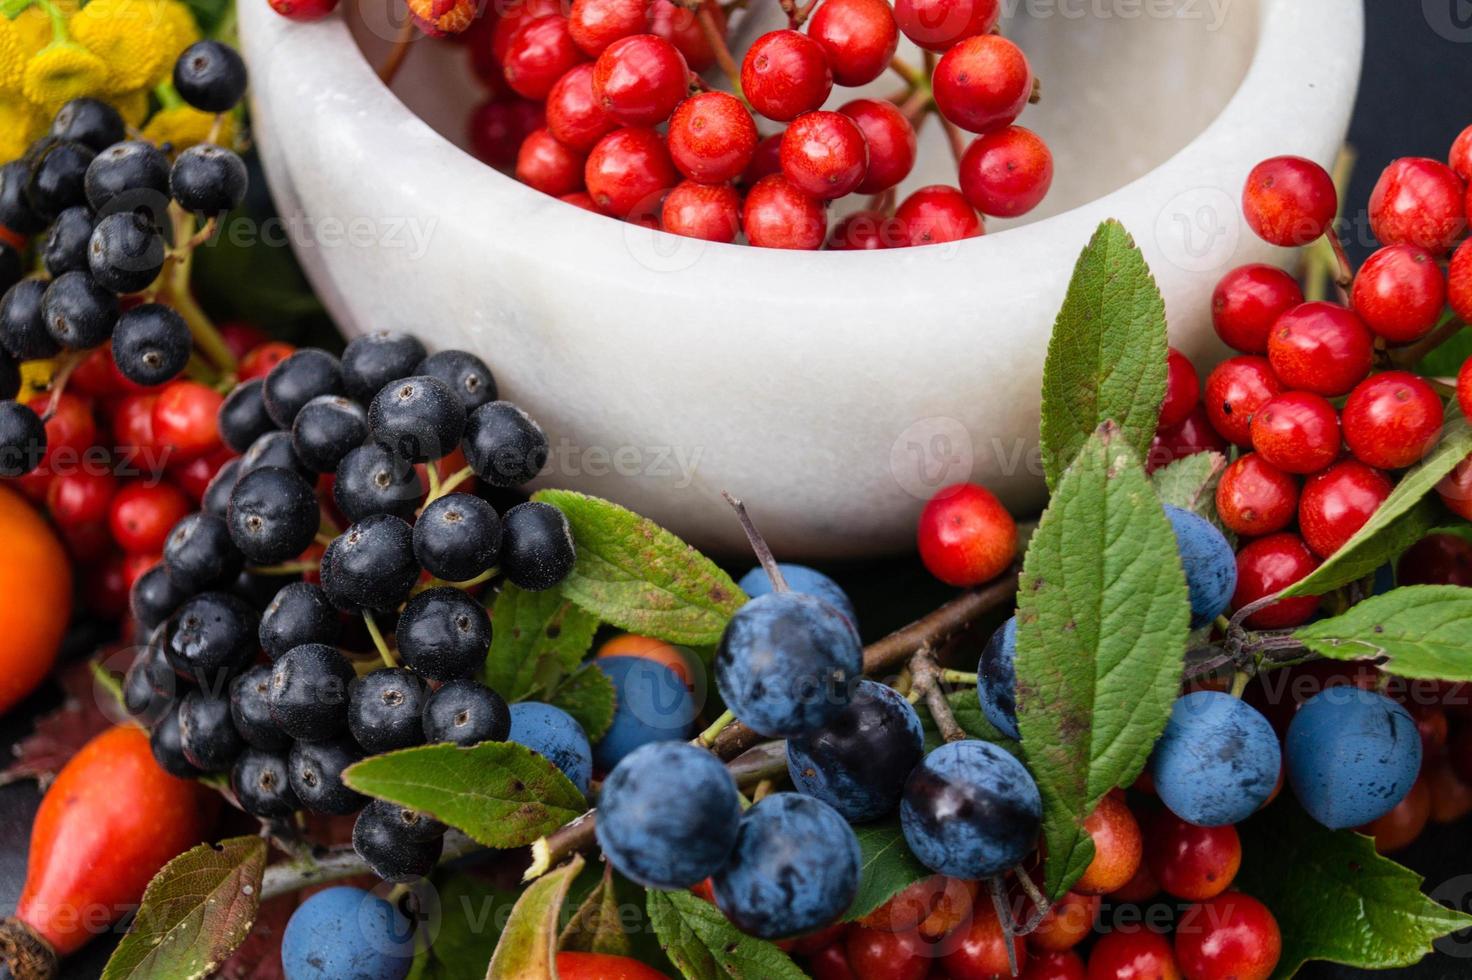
[1241,156,1337,247]
[83,551,129,618]
[568,0,648,55]
[839,99,916,194]
[1030,890,1101,952]
[47,468,118,526]
[1087,929,1181,980]
[1437,453,1472,522]
[268,0,339,20]
[561,191,597,210]
[592,34,688,126]
[741,30,833,123]
[807,942,858,980]
[1451,238,1472,326]
[108,481,191,555]
[584,127,678,218]
[70,347,143,398]
[1108,860,1161,903]
[217,322,270,361]
[1350,244,1446,344]
[1211,264,1304,355]
[1267,302,1373,397]
[1023,950,1086,980]
[742,133,784,186]
[1250,391,1341,475]
[844,926,930,980]
[1147,405,1229,474]
[778,923,847,956]
[1360,773,1431,854]
[1216,453,1298,537]
[896,185,983,246]
[516,128,587,196]
[1159,347,1200,429]
[958,126,1053,219]
[1399,533,1472,588]
[894,0,998,52]
[503,15,586,100]
[1298,460,1393,559]
[546,64,616,152]
[1368,157,1467,255]
[1143,810,1241,902]
[667,91,758,184]
[1174,893,1281,980]
[168,447,233,502]
[932,34,1032,135]
[650,0,724,72]
[1203,355,1283,447]
[121,551,159,592]
[917,482,1017,587]
[1341,371,1445,470]
[827,210,906,250]
[151,381,223,462]
[468,97,545,169]
[742,174,826,250]
[661,181,741,243]
[1075,795,1143,895]
[239,342,298,383]
[807,0,899,87]
[1232,532,1321,629]
[780,111,869,200]
[942,901,1028,980]
[1460,355,1472,422]
[111,393,157,454]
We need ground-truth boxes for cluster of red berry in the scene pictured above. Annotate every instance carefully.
[273,0,1054,249]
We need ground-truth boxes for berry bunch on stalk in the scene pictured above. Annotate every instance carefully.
[271,0,1055,249]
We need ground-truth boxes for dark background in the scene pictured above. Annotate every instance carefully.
[4,2,1472,977]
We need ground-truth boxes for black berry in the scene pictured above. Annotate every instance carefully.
[418,349,498,411]
[202,457,241,518]
[84,140,170,216]
[341,331,427,403]
[89,211,166,293]
[263,347,343,428]
[358,797,446,843]
[413,493,501,583]
[166,591,258,692]
[267,642,355,741]
[288,737,366,815]
[50,99,125,153]
[232,748,301,819]
[170,144,248,216]
[40,206,94,278]
[230,664,291,751]
[348,668,427,754]
[0,242,20,294]
[0,351,19,400]
[422,680,511,746]
[397,587,492,681]
[237,430,309,479]
[164,511,244,589]
[173,40,249,113]
[227,465,320,564]
[26,140,94,220]
[368,374,465,463]
[41,271,117,349]
[462,401,549,487]
[0,279,60,360]
[130,561,192,630]
[0,161,45,236]
[327,514,419,610]
[260,581,341,659]
[149,702,203,778]
[0,401,44,478]
[292,394,368,473]
[352,802,445,882]
[122,649,174,725]
[112,303,190,385]
[333,443,422,521]
[218,379,275,453]
[178,689,246,772]
[501,501,576,592]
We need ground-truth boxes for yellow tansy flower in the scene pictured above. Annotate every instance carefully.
[69,0,178,93]
[155,1,200,85]
[0,94,46,162]
[110,87,150,127]
[22,42,111,113]
[141,103,235,150]
[11,7,56,57]
[18,360,55,402]
[0,19,25,95]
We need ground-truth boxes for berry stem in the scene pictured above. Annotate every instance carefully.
[1325,225,1354,297]
[313,531,336,547]
[425,459,442,499]
[938,111,967,169]
[986,875,1021,978]
[1389,311,1466,370]
[1229,670,1250,699]
[1029,76,1042,104]
[362,610,398,669]
[721,491,789,592]
[698,5,743,97]
[248,560,320,576]
[261,831,483,900]
[1011,869,1052,934]
[778,0,820,27]
[889,55,926,90]
[863,567,1019,674]
[939,669,978,686]
[696,708,737,747]
[378,19,415,87]
[40,350,85,420]
[160,205,238,373]
[912,648,965,742]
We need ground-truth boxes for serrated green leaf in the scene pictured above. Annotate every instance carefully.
[487,854,583,980]
[1039,220,1169,491]
[1295,585,1472,680]
[1415,323,1471,377]
[549,664,617,741]
[531,490,746,645]
[1426,523,1472,545]
[1237,798,1472,978]
[560,868,637,957]
[1151,451,1227,526]
[344,742,585,849]
[845,817,931,921]
[1015,425,1192,899]
[101,837,266,980]
[485,584,599,701]
[409,875,517,980]
[1284,412,1472,598]
[647,889,807,980]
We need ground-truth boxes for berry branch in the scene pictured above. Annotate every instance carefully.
[722,491,790,592]
[260,831,484,900]
[911,647,965,742]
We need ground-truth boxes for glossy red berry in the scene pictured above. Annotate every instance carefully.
[1174,893,1281,980]
[1342,371,1445,471]
[112,393,156,453]
[584,127,678,218]
[47,468,118,527]
[932,34,1032,135]
[1075,794,1143,895]
[1147,405,1229,474]
[843,926,929,980]
[741,133,784,186]
[1399,533,1472,588]
[780,111,869,200]
[1216,453,1298,537]
[151,381,223,461]
[268,0,339,20]
[1233,532,1321,629]
[1267,302,1374,397]
[1203,355,1283,447]
[469,97,546,168]
[1298,460,1393,559]
[958,126,1053,219]
[917,482,1017,587]
[1211,264,1304,355]
[661,181,741,243]
[1087,929,1181,980]
[1460,355,1472,422]
[942,902,1028,980]
[1250,391,1341,475]
[1451,239,1472,327]
[896,185,983,246]
[568,0,648,55]
[1437,453,1472,522]
[807,942,857,980]
[1360,773,1431,854]
[1350,244,1446,344]
[503,15,586,100]
[1451,124,1472,182]
[1109,860,1161,903]
[516,128,586,196]
[667,91,758,184]
[592,34,688,126]
[1159,347,1200,429]
[894,0,999,52]
[827,210,905,250]
[742,174,826,249]
[546,64,616,152]
[1368,156,1467,255]
[839,99,916,194]
[1241,156,1337,247]
[741,30,834,123]
[807,0,898,87]
[109,481,191,555]
[650,0,724,72]
[1024,950,1086,980]
[1143,810,1241,902]
[1030,890,1101,952]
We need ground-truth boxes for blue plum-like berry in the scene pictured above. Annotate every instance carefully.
[711,793,861,939]
[738,564,857,629]
[1163,505,1238,628]
[596,741,741,889]
[1286,685,1421,830]
[978,616,1019,740]
[508,702,593,795]
[900,740,1040,879]
[715,592,862,738]
[786,679,923,822]
[1149,690,1281,827]
[280,886,415,980]
[592,655,697,771]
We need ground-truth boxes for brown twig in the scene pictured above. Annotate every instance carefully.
[1029,76,1042,104]
[864,568,1020,674]
[1325,225,1354,301]
[912,648,965,742]
[1390,311,1465,370]
[723,491,789,592]
[988,875,1021,977]
[939,112,968,169]
[697,6,742,94]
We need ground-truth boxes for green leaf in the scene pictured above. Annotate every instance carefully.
[1427,523,1472,545]
[845,816,931,921]
[549,664,617,741]
[1295,585,1472,680]
[920,689,1021,756]
[101,837,266,980]
[1237,798,1472,978]
[484,583,599,701]
[531,490,746,645]
[646,889,807,980]
[1038,220,1170,491]
[1284,411,1472,598]
[408,875,517,980]
[1416,323,1471,377]
[344,742,585,849]
[1015,424,1192,898]
[560,868,637,957]
[487,855,584,979]
[1151,451,1227,526]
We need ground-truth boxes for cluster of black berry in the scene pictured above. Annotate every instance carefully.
[0,41,250,476]
[121,330,577,882]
